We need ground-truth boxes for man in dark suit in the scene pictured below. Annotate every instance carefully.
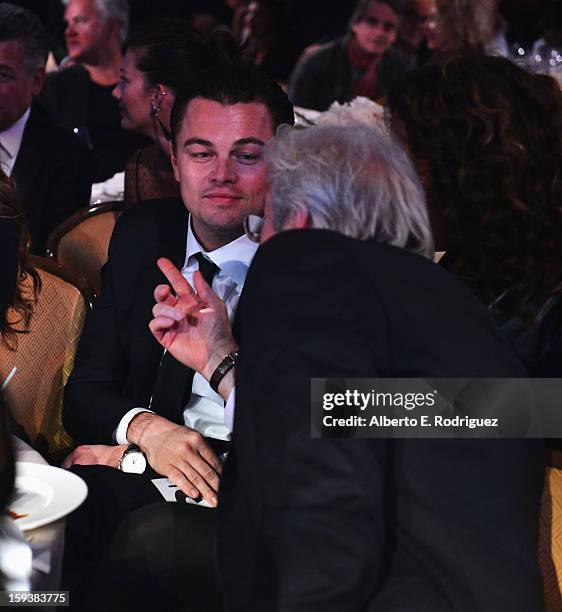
[60,65,294,610]
[0,3,91,255]
[151,124,545,610]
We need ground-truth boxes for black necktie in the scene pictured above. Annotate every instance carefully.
[150,253,220,423]
[192,252,220,286]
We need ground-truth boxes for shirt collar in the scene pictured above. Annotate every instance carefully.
[184,216,258,288]
[0,107,31,161]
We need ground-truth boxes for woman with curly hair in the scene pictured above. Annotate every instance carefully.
[387,52,562,375]
[0,169,40,350]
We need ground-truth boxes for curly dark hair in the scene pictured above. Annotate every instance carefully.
[0,171,40,349]
[387,52,562,323]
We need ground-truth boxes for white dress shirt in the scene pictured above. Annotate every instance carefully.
[115,218,258,444]
[0,108,30,177]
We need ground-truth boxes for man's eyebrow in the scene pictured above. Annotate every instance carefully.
[233,137,266,147]
[183,137,266,148]
[0,64,16,73]
[183,138,214,147]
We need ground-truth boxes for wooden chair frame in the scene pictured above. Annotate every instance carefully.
[45,200,125,260]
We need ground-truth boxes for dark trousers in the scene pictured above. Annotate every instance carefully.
[62,465,221,612]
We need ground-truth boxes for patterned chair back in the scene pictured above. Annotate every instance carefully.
[0,257,92,459]
[46,201,124,297]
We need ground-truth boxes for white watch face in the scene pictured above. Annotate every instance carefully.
[121,450,147,474]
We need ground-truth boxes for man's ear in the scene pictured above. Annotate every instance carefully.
[30,67,46,98]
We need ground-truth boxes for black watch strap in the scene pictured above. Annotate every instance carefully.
[209,351,238,393]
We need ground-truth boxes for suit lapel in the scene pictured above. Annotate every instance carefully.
[11,110,43,218]
[140,199,193,422]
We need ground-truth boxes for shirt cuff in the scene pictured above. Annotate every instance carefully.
[224,388,236,433]
[114,408,154,445]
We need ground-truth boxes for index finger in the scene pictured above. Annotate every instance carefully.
[157,257,195,298]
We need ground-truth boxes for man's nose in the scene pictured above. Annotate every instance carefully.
[112,83,121,100]
[211,158,236,183]
[65,23,75,38]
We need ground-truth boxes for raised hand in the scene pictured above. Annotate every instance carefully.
[149,258,238,379]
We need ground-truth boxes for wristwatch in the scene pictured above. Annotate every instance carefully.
[119,444,147,474]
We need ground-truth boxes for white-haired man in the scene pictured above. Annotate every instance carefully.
[39,0,148,182]
[151,124,544,611]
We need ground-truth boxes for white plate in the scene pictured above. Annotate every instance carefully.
[9,462,88,531]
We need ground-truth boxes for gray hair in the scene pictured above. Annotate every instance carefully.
[265,124,434,258]
[63,0,129,43]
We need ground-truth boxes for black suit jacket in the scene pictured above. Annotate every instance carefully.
[218,230,544,611]
[39,66,151,183]
[62,198,190,444]
[11,104,91,255]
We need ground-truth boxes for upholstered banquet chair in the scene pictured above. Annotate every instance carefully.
[539,452,562,611]
[0,257,92,460]
[46,201,125,298]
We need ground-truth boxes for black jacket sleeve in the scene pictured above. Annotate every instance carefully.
[62,209,153,444]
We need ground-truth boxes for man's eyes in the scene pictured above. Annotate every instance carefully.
[190,151,212,160]
[235,152,261,164]
[0,71,15,82]
[187,150,262,164]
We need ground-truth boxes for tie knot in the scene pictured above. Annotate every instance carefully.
[193,252,220,286]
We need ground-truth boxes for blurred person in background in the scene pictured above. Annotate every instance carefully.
[395,0,434,62]
[388,52,562,377]
[424,0,509,56]
[289,0,412,111]
[0,3,91,254]
[39,0,149,183]
[114,20,238,204]
[238,0,299,83]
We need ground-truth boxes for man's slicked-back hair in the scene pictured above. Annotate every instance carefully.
[0,3,48,73]
[170,64,294,150]
[265,124,433,257]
